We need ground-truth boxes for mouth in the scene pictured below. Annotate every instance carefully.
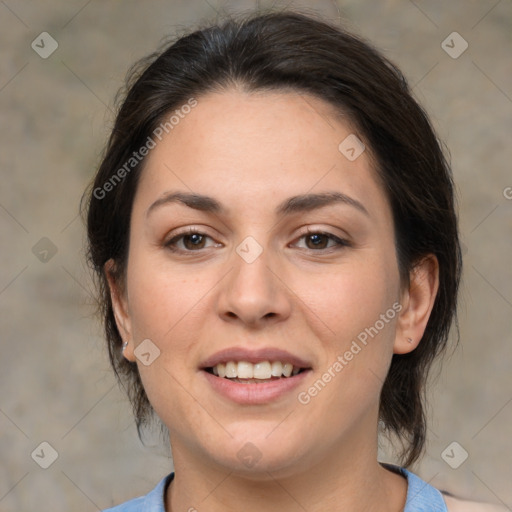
[199,347,313,405]
[204,360,309,383]
[199,348,313,404]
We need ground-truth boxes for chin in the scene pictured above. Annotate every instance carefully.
[200,425,311,479]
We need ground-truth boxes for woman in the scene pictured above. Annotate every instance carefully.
[83,9,506,512]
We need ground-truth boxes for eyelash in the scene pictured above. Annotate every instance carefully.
[164,227,350,254]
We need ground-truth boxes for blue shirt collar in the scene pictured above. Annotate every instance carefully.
[104,464,447,511]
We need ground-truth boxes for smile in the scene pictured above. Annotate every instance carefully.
[202,362,312,405]
[206,360,306,381]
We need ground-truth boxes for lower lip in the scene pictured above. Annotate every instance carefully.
[201,369,311,405]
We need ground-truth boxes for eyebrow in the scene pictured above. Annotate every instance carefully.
[146,191,369,218]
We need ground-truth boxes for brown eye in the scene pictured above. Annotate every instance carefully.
[294,230,350,252]
[181,233,206,250]
[165,229,217,253]
[305,233,330,250]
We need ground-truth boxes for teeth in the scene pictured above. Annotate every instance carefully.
[225,361,237,378]
[282,363,293,377]
[253,361,271,379]
[271,361,283,377]
[237,361,253,379]
[210,360,304,379]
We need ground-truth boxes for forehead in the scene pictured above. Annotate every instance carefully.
[134,89,390,221]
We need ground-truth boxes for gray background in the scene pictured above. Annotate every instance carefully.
[1,0,511,510]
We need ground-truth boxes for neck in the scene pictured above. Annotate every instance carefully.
[165,421,407,512]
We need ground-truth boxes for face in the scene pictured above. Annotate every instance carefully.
[108,89,434,478]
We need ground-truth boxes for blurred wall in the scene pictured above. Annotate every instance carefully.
[0,0,511,510]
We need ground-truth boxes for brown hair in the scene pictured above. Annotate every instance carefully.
[82,9,462,467]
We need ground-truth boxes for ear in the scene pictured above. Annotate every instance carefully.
[394,254,439,354]
[104,259,135,362]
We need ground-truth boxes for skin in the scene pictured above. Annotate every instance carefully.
[106,89,440,512]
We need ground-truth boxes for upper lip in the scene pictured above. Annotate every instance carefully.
[200,347,313,369]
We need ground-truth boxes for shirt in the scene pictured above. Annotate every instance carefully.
[102,464,448,511]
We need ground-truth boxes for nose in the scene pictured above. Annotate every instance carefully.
[217,240,292,328]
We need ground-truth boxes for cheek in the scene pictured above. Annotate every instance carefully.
[124,254,209,425]
[296,250,400,405]
[295,270,399,440]
[300,253,400,345]
[123,254,200,405]
[125,246,205,342]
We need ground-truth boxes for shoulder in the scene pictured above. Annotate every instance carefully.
[102,473,173,512]
[383,464,508,512]
[442,493,509,512]
[102,495,145,512]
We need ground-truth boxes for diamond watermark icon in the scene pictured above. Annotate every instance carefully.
[236,236,263,264]
[31,32,59,59]
[237,442,262,468]
[32,237,58,263]
[134,338,161,366]
[441,441,468,469]
[31,441,59,469]
[338,134,365,161]
[441,32,468,59]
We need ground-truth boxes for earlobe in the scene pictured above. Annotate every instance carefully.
[394,255,439,355]
[104,259,135,362]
